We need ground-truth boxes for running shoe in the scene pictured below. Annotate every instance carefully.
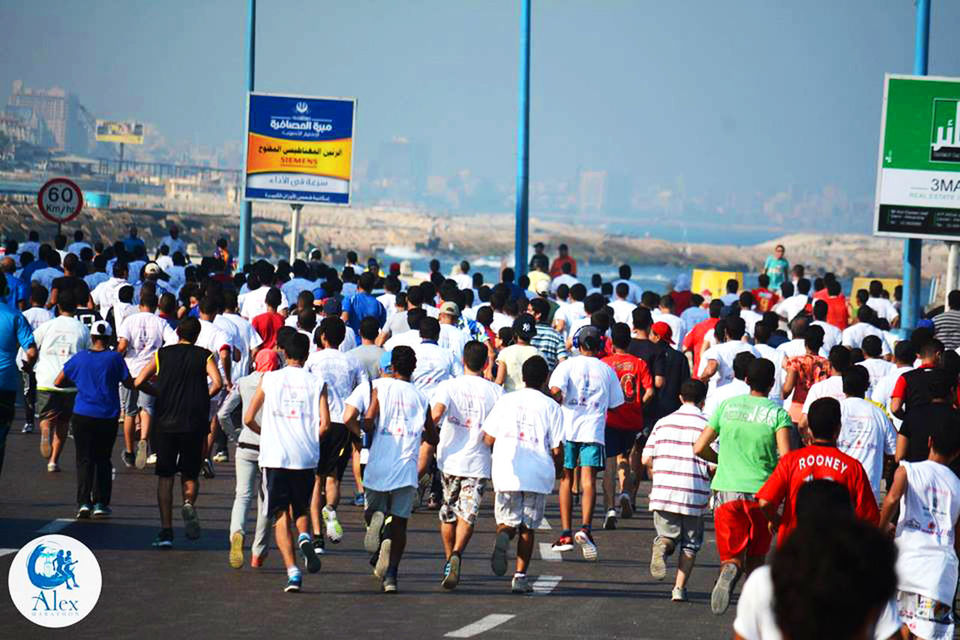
[672,587,688,602]
[285,574,302,593]
[603,508,618,530]
[364,510,385,553]
[40,434,52,459]
[200,458,215,479]
[298,533,322,574]
[182,502,201,540]
[353,493,365,507]
[511,574,533,594]
[442,554,461,590]
[251,554,266,568]
[152,528,174,549]
[711,562,741,615]
[21,423,33,434]
[551,534,574,553]
[619,492,633,519]
[575,528,598,561]
[212,450,229,463]
[121,451,135,468]
[425,493,441,511]
[229,531,244,569]
[312,534,325,555]
[92,504,112,518]
[322,506,343,544]
[491,530,510,576]
[76,504,92,519]
[650,538,669,580]
[373,539,392,579]
[47,462,60,473]
[381,574,398,593]
[146,453,157,466]
[135,440,148,469]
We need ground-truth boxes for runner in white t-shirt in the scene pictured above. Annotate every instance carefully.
[799,346,852,441]
[429,341,502,590]
[838,366,896,496]
[243,332,329,593]
[117,291,177,469]
[343,345,438,594]
[548,326,625,561]
[482,355,564,594]
[410,317,462,395]
[699,317,760,397]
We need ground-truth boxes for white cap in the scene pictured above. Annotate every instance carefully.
[90,320,113,337]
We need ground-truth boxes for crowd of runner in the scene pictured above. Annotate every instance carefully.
[2,229,960,639]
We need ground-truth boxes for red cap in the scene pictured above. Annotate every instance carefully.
[651,321,674,345]
[254,348,280,372]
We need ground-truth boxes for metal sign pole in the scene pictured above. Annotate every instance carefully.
[513,0,531,278]
[290,204,302,263]
[238,0,256,269]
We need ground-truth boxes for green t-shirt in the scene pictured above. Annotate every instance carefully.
[708,394,791,493]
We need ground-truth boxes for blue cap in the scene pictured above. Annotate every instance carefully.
[379,350,393,373]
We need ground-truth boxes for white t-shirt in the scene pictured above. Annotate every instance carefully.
[383,329,421,352]
[774,294,809,323]
[866,297,899,324]
[22,306,53,330]
[611,279,641,304]
[801,376,845,415]
[377,292,397,319]
[195,318,231,378]
[280,278,314,306]
[656,312,685,347]
[703,378,750,419]
[548,355,625,444]
[490,312,513,334]
[838,396,897,496]
[411,341,462,395]
[754,343,784,404]
[33,316,91,390]
[439,323,468,359]
[482,388,565,494]
[841,323,891,355]
[740,309,763,338]
[896,460,960,604]
[31,266,62,291]
[733,565,902,640]
[871,365,912,430]
[304,348,367,423]
[431,376,502,478]
[239,286,289,320]
[609,299,636,326]
[703,341,760,392]
[158,235,187,257]
[859,358,895,392]
[91,276,128,319]
[219,312,263,380]
[347,378,430,492]
[549,273,580,295]
[257,366,323,470]
[66,241,91,256]
[811,320,842,353]
[118,311,177,376]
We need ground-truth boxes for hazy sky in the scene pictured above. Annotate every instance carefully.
[3,1,960,206]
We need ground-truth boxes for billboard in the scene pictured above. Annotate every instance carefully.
[243,92,356,205]
[874,74,960,241]
[95,120,144,144]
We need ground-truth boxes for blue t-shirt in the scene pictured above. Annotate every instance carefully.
[2,273,29,310]
[62,350,130,419]
[0,306,35,391]
[342,292,386,333]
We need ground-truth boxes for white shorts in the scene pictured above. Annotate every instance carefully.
[494,491,546,529]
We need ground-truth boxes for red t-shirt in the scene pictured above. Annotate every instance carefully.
[670,290,693,314]
[549,256,577,278]
[252,310,285,349]
[682,317,718,375]
[752,288,780,313]
[755,445,879,546]
[824,295,849,330]
[602,353,653,431]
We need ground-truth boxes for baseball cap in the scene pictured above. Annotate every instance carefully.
[144,262,161,276]
[513,314,538,342]
[254,348,280,372]
[439,301,460,317]
[90,320,113,337]
[534,279,549,295]
[533,242,545,249]
[389,262,401,274]
[379,350,394,374]
[651,321,674,345]
[322,298,342,315]
[576,325,603,352]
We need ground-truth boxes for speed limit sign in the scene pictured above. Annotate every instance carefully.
[37,178,84,225]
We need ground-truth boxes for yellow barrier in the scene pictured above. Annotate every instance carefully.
[691,269,744,299]
[849,277,901,308]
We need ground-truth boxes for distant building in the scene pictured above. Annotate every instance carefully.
[579,170,606,213]
[7,80,90,153]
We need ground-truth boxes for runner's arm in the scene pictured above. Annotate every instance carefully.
[207,356,223,398]
[895,434,909,462]
[430,403,446,425]
[343,404,361,437]
[775,428,792,457]
[53,370,71,388]
[422,411,439,446]
[878,466,906,538]
[549,386,563,403]
[362,389,379,435]
[317,385,331,439]
[494,358,507,386]
[698,359,718,384]
[134,358,158,393]
[693,427,719,463]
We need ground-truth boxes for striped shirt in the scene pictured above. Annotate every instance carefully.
[933,309,960,350]
[642,404,712,516]
[530,323,568,370]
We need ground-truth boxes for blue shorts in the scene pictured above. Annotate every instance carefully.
[604,428,637,459]
[563,441,605,470]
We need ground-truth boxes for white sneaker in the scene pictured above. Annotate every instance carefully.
[47,462,60,473]
[146,453,157,465]
[322,506,343,544]
[603,508,617,530]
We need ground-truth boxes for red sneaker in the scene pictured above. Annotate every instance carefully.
[551,534,574,552]
[251,554,267,568]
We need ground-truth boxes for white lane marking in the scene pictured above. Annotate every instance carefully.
[37,519,72,534]
[538,542,562,561]
[532,574,562,595]
[444,614,516,638]
[536,517,551,530]
[0,548,18,558]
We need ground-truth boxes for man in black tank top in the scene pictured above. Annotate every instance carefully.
[135,317,223,549]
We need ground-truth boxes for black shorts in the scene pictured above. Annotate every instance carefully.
[0,390,14,426]
[154,430,206,479]
[263,468,314,520]
[317,422,357,480]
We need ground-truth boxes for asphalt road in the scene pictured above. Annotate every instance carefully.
[0,408,738,640]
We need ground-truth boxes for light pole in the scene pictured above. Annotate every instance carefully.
[238,0,256,269]
[513,0,531,277]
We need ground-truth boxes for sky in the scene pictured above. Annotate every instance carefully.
[2,0,960,223]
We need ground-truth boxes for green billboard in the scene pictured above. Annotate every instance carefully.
[875,74,960,240]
